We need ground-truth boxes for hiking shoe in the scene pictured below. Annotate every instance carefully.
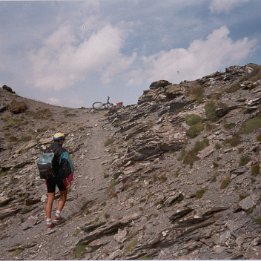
[47,222,55,229]
[53,215,65,225]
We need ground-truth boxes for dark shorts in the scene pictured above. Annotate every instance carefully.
[45,176,66,193]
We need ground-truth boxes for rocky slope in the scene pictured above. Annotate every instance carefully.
[0,63,260,259]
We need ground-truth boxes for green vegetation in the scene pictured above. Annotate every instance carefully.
[20,135,33,142]
[257,132,261,142]
[239,193,248,200]
[104,137,114,146]
[224,122,236,130]
[215,143,221,149]
[125,239,138,253]
[107,178,117,198]
[220,176,231,189]
[254,217,261,225]
[185,114,204,138]
[186,123,204,138]
[239,155,251,166]
[7,135,18,143]
[139,255,151,260]
[239,117,261,134]
[72,243,86,259]
[185,114,202,126]
[158,174,168,183]
[0,169,8,177]
[251,163,260,176]
[11,247,24,257]
[224,134,241,147]
[195,188,207,199]
[188,85,205,101]
[226,82,242,93]
[183,139,209,167]
[205,101,218,122]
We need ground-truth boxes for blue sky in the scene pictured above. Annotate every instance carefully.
[0,0,260,108]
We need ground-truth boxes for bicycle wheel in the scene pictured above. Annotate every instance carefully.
[92,102,104,110]
[105,103,114,109]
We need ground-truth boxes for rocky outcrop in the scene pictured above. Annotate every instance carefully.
[0,63,260,260]
[102,63,261,259]
[2,85,16,94]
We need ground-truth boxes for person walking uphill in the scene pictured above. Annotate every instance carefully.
[45,133,74,229]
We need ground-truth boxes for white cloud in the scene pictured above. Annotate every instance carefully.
[28,23,135,91]
[209,0,250,13]
[46,96,85,108]
[46,97,62,106]
[128,26,256,86]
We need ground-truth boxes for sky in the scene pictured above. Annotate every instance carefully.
[0,0,260,108]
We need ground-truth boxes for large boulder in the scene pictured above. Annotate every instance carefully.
[2,85,15,94]
[8,99,28,114]
[150,80,171,89]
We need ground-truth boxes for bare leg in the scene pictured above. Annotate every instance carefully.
[57,190,67,213]
[45,193,55,219]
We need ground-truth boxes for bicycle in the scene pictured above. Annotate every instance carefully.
[92,96,114,110]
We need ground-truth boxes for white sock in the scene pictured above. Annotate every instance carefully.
[46,218,52,225]
[55,210,61,217]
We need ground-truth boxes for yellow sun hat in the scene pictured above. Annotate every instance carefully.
[53,132,65,141]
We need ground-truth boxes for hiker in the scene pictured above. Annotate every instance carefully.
[44,132,74,229]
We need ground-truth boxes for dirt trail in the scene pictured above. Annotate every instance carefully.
[1,111,114,260]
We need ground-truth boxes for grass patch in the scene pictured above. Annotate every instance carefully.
[215,143,221,150]
[188,85,205,102]
[139,255,151,260]
[251,163,260,176]
[205,101,218,122]
[72,243,86,259]
[125,239,138,253]
[220,176,231,189]
[20,135,33,142]
[7,135,18,143]
[195,188,207,199]
[185,114,202,126]
[11,247,24,257]
[239,155,251,166]
[254,217,261,225]
[107,178,117,198]
[226,82,241,93]
[186,122,204,138]
[239,117,261,134]
[224,134,241,147]
[0,169,8,177]
[224,122,236,130]
[104,137,114,146]
[183,139,209,167]
[158,175,168,183]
